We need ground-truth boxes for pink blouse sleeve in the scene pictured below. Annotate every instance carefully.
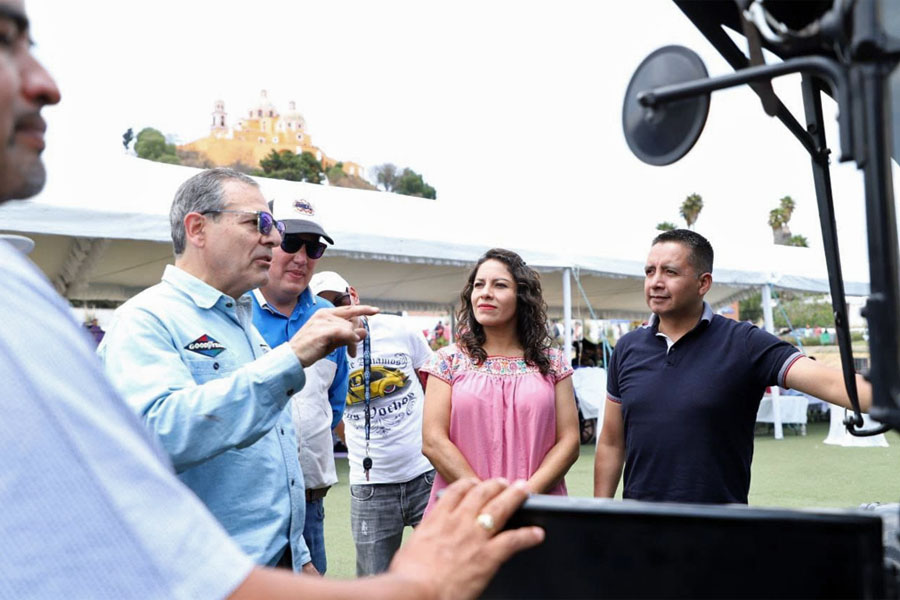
[420,346,454,383]
[550,347,574,383]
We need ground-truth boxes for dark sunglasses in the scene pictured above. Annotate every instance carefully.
[202,210,285,237]
[331,292,352,307]
[281,234,327,259]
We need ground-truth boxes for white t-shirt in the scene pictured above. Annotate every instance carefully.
[345,314,434,484]
[293,357,339,489]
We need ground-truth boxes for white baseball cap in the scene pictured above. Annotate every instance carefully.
[269,197,334,244]
[310,271,351,296]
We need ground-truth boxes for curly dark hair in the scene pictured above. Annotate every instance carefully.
[457,248,552,375]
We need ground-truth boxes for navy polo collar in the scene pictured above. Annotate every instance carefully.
[648,301,713,332]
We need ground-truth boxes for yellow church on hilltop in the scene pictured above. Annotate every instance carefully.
[179,90,366,180]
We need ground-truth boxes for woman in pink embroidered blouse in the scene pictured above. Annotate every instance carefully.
[421,248,580,511]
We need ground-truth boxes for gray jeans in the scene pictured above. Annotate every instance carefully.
[350,469,435,576]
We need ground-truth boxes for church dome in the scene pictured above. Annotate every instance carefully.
[249,89,279,119]
[282,100,306,131]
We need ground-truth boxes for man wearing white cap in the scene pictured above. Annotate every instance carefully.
[310,271,436,576]
[251,198,347,575]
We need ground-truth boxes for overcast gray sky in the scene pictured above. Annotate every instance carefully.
[28,0,879,279]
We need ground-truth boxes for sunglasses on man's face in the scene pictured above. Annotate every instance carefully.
[281,234,327,259]
[331,292,352,307]
[202,210,285,238]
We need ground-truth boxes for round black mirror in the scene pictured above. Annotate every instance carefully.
[622,45,710,166]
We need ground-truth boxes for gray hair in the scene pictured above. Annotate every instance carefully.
[169,167,259,255]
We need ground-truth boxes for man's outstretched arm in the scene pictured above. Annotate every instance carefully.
[784,356,871,413]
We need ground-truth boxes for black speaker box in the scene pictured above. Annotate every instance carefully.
[482,495,885,599]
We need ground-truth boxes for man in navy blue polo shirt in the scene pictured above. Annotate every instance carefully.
[594,229,872,504]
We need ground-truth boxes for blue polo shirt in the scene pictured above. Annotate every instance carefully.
[607,303,803,504]
[250,287,348,430]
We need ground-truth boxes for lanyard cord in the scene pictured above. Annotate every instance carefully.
[362,317,372,480]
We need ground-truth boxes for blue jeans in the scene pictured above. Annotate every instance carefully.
[303,498,327,574]
[350,469,435,576]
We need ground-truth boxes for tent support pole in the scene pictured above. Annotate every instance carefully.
[762,283,784,440]
[448,305,456,343]
[563,269,573,362]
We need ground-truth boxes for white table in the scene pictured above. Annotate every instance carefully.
[756,394,809,435]
[573,367,607,422]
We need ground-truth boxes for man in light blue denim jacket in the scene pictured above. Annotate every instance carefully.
[99,167,348,574]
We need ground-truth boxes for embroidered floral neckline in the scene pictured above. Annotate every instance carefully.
[472,355,538,376]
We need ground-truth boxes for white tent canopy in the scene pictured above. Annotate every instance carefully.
[0,155,869,317]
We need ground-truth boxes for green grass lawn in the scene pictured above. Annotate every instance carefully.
[749,421,900,507]
[323,421,900,580]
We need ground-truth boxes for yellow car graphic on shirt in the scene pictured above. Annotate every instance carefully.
[347,366,409,405]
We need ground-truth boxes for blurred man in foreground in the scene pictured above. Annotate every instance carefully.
[0,1,543,597]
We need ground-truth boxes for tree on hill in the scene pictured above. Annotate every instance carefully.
[257,149,324,184]
[371,163,399,192]
[326,162,347,184]
[656,221,677,232]
[327,162,377,191]
[134,127,179,164]
[122,128,134,151]
[370,163,436,198]
[296,153,325,184]
[393,168,437,199]
[176,149,214,169]
[227,161,257,175]
[679,193,703,229]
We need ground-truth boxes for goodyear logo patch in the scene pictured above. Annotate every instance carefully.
[185,334,226,357]
[293,199,315,216]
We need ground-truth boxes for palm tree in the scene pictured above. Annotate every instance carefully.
[767,207,787,230]
[779,195,795,221]
[768,207,792,245]
[787,234,809,247]
[656,221,677,232]
[679,193,703,229]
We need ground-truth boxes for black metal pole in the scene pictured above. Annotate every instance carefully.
[857,63,900,429]
[799,74,870,432]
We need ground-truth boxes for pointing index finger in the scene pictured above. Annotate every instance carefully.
[332,304,380,318]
